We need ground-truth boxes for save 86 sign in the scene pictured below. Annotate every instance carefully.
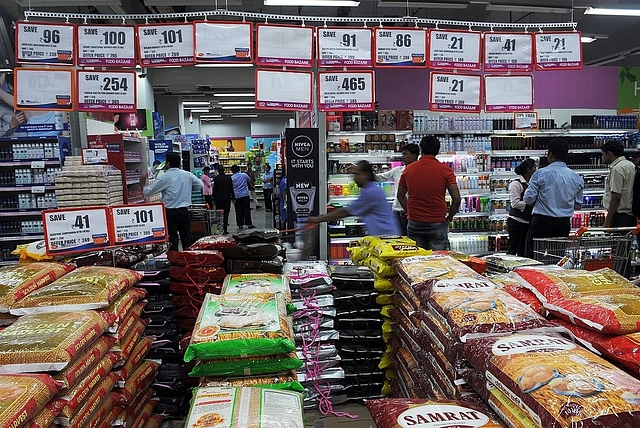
[318,71,375,112]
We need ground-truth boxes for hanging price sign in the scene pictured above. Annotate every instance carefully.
[194,21,252,63]
[256,69,312,111]
[15,68,74,111]
[43,207,111,255]
[318,27,372,68]
[109,203,168,245]
[257,24,314,67]
[16,21,75,65]
[77,70,136,112]
[77,24,136,67]
[428,30,481,70]
[535,31,582,70]
[430,72,482,113]
[485,75,534,112]
[374,28,427,67]
[318,71,374,111]
[484,32,533,71]
[137,23,195,67]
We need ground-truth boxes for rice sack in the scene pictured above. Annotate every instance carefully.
[0,262,74,312]
[221,274,291,304]
[189,352,302,377]
[189,235,237,250]
[394,255,484,291]
[0,374,61,428]
[198,371,303,392]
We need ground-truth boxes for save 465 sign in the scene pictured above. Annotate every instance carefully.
[318,71,375,112]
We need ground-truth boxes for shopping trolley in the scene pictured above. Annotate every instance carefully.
[532,226,638,276]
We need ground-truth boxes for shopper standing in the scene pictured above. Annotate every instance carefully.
[231,164,254,229]
[397,136,461,250]
[524,138,584,258]
[201,166,214,210]
[246,161,261,209]
[601,140,637,228]
[309,160,400,236]
[506,159,537,256]
[142,152,203,251]
[375,143,420,235]
[262,164,274,212]
[212,164,234,235]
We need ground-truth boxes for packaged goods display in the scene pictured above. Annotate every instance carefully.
[54,158,124,208]
[0,262,75,312]
[0,374,62,428]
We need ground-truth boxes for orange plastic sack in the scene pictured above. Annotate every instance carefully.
[0,374,62,428]
[0,262,74,312]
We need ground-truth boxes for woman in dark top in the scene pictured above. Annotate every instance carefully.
[507,158,537,256]
[212,164,234,234]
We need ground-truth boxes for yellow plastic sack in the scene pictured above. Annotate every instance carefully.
[376,293,393,306]
[366,256,396,277]
[374,275,395,292]
[372,243,430,260]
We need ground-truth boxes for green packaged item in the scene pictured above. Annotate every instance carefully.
[189,352,303,377]
[198,370,304,392]
[221,273,295,313]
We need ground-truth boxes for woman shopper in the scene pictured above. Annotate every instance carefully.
[507,158,537,256]
[201,166,213,209]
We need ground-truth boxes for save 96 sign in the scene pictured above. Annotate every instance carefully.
[318,71,374,112]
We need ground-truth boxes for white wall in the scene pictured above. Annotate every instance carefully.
[251,117,290,135]
[200,119,251,138]
[136,74,155,110]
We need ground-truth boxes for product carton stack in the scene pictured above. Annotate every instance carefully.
[54,156,124,208]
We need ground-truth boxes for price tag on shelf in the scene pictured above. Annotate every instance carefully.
[428,30,481,70]
[109,203,167,245]
[43,207,111,255]
[515,112,539,129]
[256,70,312,111]
[16,21,75,65]
[318,71,374,111]
[15,68,74,112]
[77,70,136,112]
[30,161,45,169]
[257,24,314,67]
[31,186,45,194]
[194,21,252,63]
[484,33,533,71]
[137,23,195,67]
[374,28,427,67]
[77,25,136,67]
[82,148,108,165]
[429,72,481,113]
[485,75,534,112]
[535,31,582,70]
[318,27,372,68]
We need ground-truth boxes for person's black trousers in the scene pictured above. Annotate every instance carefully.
[524,214,571,259]
[215,199,232,233]
[395,211,408,236]
[611,212,637,277]
[234,196,253,227]
[165,207,192,251]
[204,194,214,210]
[507,217,530,256]
[263,188,273,211]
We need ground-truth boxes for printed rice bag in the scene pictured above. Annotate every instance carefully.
[0,262,74,312]
[169,265,226,283]
[129,400,157,428]
[189,352,302,377]
[394,254,483,291]
[346,246,366,265]
[481,254,542,272]
[142,414,164,428]
[102,288,146,333]
[490,272,545,316]
[64,373,118,428]
[199,370,303,392]
[374,274,395,292]
[222,274,291,303]
[283,261,332,288]
[189,235,237,250]
[366,256,396,277]
[434,250,488,274]
[371,242,431,260]
[114,360,158,402]
[167,250,225,267]
[82,392,121,428]
[53,336,114,389]
[112,337,153,382]
[27,398,67,428]
[359,235,415,248]
[0,374,62,428]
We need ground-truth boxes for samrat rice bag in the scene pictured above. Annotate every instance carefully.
[394,254,484,291]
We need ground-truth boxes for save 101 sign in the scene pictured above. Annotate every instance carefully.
[110,203,167,245]
[318,71,374,111]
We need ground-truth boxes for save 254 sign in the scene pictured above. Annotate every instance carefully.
[318,71,374,112]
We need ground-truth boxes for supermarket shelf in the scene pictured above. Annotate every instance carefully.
[329,196,394,204]
[125,159,143,164]
[126,179,140,185]
[328,131,412,137]
[218,157,246,160]
[329,257,355,264]
[414,130,493,136]
[491,129,638,136]
[583,189,605,195]
[458,189,491,197]
[0,158,60,166]
[0,209,44,217]
[0,184,55,192]
[457,211,491,217]
[0,234,44,242]
[575,209,606,213]
[330,237,365,244]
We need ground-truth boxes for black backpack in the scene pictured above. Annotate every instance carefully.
[632,164,640,218]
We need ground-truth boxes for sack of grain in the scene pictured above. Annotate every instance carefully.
[167,250,224,267]
[0,262,74,312]
[0,374,62,428]
[394,255,483,291]
[199,371,303,392]
[189,352,302,377]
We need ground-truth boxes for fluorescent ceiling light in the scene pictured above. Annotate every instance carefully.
[218,101,256,106]
[232,114,259,118]
[378,1,467,9]
[183,101,211,106]
[264,0,360,6]
[213,93,256,97]
[195,63,254,68]
[202,117,224,121]
[584,7,640,16]
[0,68,12,73]
[16,0,121,4]
[145,0,240,4]
[581,36,596,43]
[190,109,211,113]
[221,106,257,110]
[486,3,572,13]
[201,115,222,118]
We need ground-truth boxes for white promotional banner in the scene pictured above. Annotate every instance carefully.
[374,28,427,67]
[485,75,534,112]
[428,30,482,70]
[43,207,111,255]
[110,203,168,245]
[77,24,136,67]
[535,31,583,70]
[15,68,74,111]
[194,21,252,63]
[430,72,482,113]
[16,21,75,65]
[318,71,374,111]
[257,24,314,67]
[484,33,533,72]
[77,70,137,112]
[137,23,195,67]
[256,70,312,111]
[317,27,373,68]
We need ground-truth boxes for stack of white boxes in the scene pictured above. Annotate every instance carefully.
[54,157,124,207]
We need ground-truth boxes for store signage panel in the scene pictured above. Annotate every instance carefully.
[429,72,481,113]
[15,68,74,112]
[485,75,534,112]
[77,24,136,67]
[194,21,252,63]
[483,32,533,72]
[318,71,374,111]
[374,28,427,67]
[256,24,314,67]
[318,27,372,68]
[256,69,312,111]
[515,112,539,130]
[43,207,111,255]
[428,30,481,71]
[81,148,108,164]
[534,31,582,70]
[137,23,195,67]
[16,21,75,65]
[110,203,168,245]
[77,70,137,112]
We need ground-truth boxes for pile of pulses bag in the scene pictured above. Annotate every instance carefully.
[0,264,163,428]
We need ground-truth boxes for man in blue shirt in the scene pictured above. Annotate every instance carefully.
[523,138,584,258]
[309,160,401,236]
[262,164,274,212]
[142,152,203,251]
[231,164,255,229]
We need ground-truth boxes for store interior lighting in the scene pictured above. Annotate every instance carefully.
[183,101,211,106]
[231,114,259,118]
[264,0,360,6]
[581,36,597,43]
[584,7,640,16]
[189,109,211,113]
[201,115,223,119]
[485,3,572,13]
[16,0,121,5]
[213,93,255,97]
[218,101,255,106]
[378,1,467,9]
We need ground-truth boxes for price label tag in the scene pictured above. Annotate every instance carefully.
[256,70,312,111]
[257,24,314,67]
[31,186,45,194]
[428,30,481,70]
[430,72,481,113]
[77,70,136,112]
[374,28,427,67]
[137,23,195,67]
[194,21,252,63]
[535,31,582,70]
[77,24,136,67]
[318,27,372,68]
[485,75,534,112]
[16,21,75,65]
[31,161,45,169]
[43,207,111,255]
[110,203,168,245]
[318,71,374,111]
[82,148,109,164]
[484,33,533,71]
[15,68,74,112]
[515,112,539,130]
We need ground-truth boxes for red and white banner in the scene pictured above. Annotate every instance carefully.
[16,21,75,65]
[485,75,534,112]
[256,69,312,111]
[317,27,372,68]
[534,31,583,70]
[137,23,195,67]
[484,32,533,72]
[77,70,137,112]
[15,68,74,111]
[318,71,374,111]
[374,28,427,67]
[77,24,136,67]
[194,21,252,63]
[428,30,482,71]
[256,24,314,68]
[430,72,482,113]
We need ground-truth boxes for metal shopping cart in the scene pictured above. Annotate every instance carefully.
[532,226,638,276]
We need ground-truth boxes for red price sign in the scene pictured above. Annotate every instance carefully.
[43,207,112,255]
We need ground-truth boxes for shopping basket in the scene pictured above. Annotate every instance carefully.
[188,204,212,241]
[532,226,638,276]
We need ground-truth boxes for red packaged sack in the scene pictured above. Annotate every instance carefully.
[490,272,545,316]
[169,265,226,283]
[167,250,224,267]
[0,374,62,428]
[189,235,237,250]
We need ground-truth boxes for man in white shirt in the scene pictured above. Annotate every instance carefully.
[601,140,637,228]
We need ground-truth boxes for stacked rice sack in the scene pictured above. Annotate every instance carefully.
[481,254,542,275]
[224,229,284,274]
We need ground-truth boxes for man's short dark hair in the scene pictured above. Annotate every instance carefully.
[401,143,420,157]
[356,160,375,182]
[419,135,440,156]
[231,164,240,173]
[166,152,181,168]
[216,164,225,174]
[203,166,210,173]
[601,140,625,157]
[548,138,569,161]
